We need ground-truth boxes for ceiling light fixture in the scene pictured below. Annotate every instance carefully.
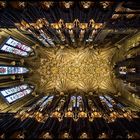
[80,1,93,9]
[41,1,53,10]
[112,14,121,19]
[10,2,26,9]
[100,1,112,9]
[61,1,73,9]
[0,1,6,9]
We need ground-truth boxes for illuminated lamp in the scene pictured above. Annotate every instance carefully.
[42,132,52,139]
[36,19,44,29]
[94,111,98,116]
[21,20,30,29]
[98,132,109,139]
[126,14,135,19]
[25,113,29,118]
[9,2,26,10]
[65,111,73,117]
[79,111,87,118]
[40,1,53,10]
[79,23,88,30]
[132,93,136,98]
[62,132,71,139]
[79,132,88,139]
[0,133,5,139]
[100,1,112,9]
[60,1,74,9]
[52,111,61,118]
[65,23,74,30]
[33,24,39,30]
[51,23,61,30]
[80,1,93,9]
[0,1,6,9]
[94,23,103,29]
[112,14,121,19]
[38,24,43,29]
[18,2,26,9]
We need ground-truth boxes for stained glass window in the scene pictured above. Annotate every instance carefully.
[1,44,28,56]
[0,37,33,57]
[99,95,113,108]
[70,96,76,108]
[6,88,32,103]
[0,84,28,97]
[6,38,32,52]
[39,95,54,111]
[0,84,34,104]
[77,96,82,108]
[0,66,29,75]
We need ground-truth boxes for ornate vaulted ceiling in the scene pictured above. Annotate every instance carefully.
[33,46,116,94]
[0,1,139,103]
[0,1,140,139]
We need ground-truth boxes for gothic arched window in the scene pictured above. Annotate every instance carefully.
[0,84,34,104]
[0,66,29,75]
[0,37,34,57]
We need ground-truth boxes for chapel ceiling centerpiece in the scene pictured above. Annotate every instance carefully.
[32,46,117,94]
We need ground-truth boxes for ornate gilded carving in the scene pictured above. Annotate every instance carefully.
[35,47,116,93]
